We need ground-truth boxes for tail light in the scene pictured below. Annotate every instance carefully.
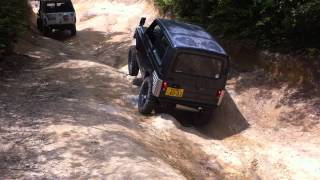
[216,89,225,106]
[216,90,224,98]
[162,81,168,90]
[63,15,69,21]
[70,13,76,23]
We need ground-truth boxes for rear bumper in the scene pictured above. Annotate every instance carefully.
[159,97,217,110]
[48,24,75,30]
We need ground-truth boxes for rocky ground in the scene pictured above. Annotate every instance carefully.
[0,0,319,179]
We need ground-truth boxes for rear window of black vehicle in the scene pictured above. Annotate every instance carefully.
[173,53,222,78]
[45,2,74,13]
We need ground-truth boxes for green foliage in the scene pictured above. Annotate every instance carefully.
[0,0,29,56]
[155,0,320,52]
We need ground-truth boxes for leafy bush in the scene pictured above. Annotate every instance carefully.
[155,0,320,52]
[0,0,29,56]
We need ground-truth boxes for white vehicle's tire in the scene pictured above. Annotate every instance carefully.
[70,25,77,36]
[43,26,50,36]
[37,18,41,31]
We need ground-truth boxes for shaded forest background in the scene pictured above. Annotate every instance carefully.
[155,0,320,56]
[0,0,29,57]
[1,0,320,56]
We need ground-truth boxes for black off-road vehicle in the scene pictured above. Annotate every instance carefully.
[129,18,229,123]
[37,0,76,36]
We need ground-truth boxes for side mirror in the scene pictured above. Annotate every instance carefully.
[139,17,146,26]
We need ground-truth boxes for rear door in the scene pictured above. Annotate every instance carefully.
[47,13,75,24]
[165,52,227,105]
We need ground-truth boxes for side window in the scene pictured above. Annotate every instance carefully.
[148,24,169,62]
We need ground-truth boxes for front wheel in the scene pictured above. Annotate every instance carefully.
[138,77,156,115]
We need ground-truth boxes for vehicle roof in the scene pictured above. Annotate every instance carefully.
[40,0,71,1]
[157,19,227,56]
[40,0,73,3]
[40,0,75,12]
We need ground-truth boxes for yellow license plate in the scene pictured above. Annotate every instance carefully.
[165,87,184,97]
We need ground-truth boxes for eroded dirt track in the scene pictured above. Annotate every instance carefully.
[1,0,320,179]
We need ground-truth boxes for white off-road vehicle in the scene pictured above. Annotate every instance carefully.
[37,0,76,36]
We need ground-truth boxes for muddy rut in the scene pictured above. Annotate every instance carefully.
[1,0,320,179]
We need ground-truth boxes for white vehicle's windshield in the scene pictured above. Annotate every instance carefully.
[45,2,74,13]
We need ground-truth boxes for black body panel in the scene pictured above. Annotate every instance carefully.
[133,18,229,109]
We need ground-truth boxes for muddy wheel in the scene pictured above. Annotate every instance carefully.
[70,25,77,36]
[128,46,139,76]
[138,76,156,115]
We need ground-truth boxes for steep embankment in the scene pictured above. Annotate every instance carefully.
[1,0,319,179]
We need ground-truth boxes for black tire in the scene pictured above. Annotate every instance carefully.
[70,25,77,36]
[43,27,50,36]
[42,22,50,36]
[138,76,156,115]
[192,109,213,126]
[37,18,42,31]
[128,46,139,76]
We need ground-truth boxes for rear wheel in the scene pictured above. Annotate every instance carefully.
[42,22,50,36]
[43,26,50,36]
[37,18,41,31]
[70,25,77,36]
[138,77,156,115]
[128,46,139,76]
